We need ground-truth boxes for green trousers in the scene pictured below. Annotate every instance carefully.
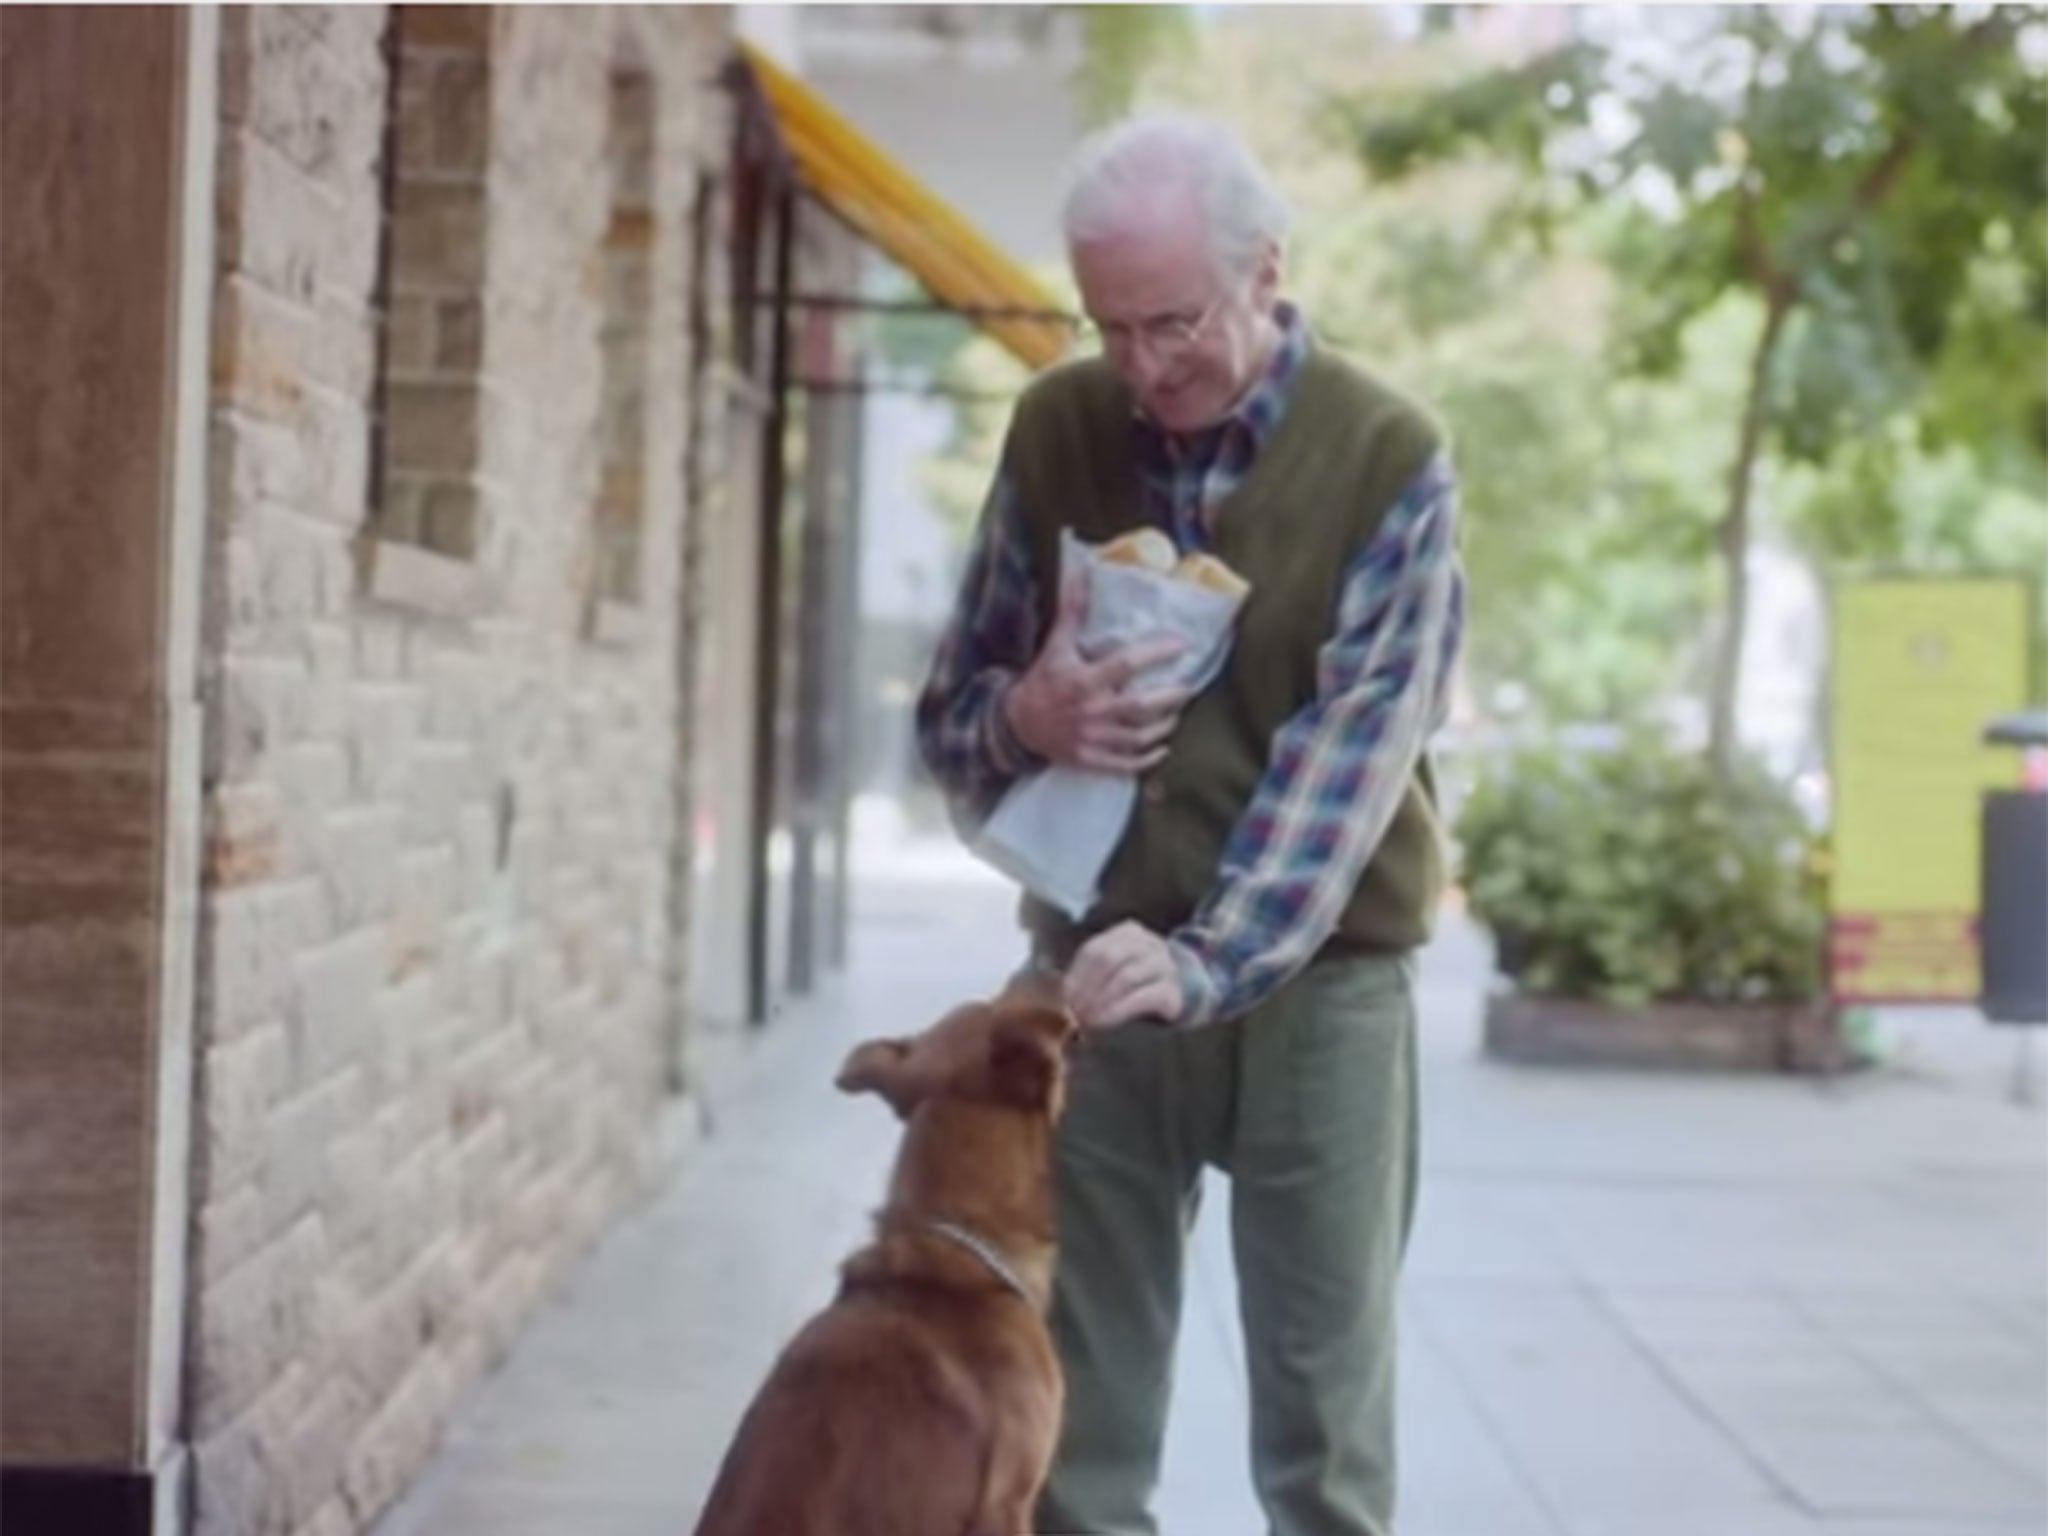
[1034,953,1420,1536]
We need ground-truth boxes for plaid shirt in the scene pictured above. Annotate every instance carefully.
[916,304,1465,1026]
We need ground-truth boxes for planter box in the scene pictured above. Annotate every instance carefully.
[1483,991,1848,1074]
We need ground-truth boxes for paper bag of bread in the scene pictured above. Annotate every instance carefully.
[971,528,1252,919]
[1098,527,1252,599]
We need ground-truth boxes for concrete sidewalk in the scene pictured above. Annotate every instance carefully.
[376,857,2047,1536]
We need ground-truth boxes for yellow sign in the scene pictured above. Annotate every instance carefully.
[1829,577,2033,1003]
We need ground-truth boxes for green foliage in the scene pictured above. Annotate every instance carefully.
[1344,4,2048,746]
[1456,739,1827,1005]
[1348,40,1604,182]
[1069,5,1195,124]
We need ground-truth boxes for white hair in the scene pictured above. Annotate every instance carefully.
[1060,113,1292,279]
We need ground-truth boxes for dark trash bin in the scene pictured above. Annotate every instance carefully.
[1981,710,2048,1027]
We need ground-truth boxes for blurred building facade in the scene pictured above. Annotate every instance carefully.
[1,7,1059,1534]
[4,8,734,1533]
[797,5,1090,842]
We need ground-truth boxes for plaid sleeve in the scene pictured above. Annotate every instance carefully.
[1168,452,1465,1027]
[914,471,1045,831]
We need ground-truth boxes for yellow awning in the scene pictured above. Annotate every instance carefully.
[737,42,1073,372]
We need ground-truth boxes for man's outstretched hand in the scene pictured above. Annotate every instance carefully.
[1064,921,1185,1030]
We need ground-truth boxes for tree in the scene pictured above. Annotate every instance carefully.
[1345,5,2048,770]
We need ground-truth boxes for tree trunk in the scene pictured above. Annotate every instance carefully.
[1707,293,1791,776]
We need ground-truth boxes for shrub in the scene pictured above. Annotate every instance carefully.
[1454,738,1826,1006]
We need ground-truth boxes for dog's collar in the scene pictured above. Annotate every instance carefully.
[924,1218,1034,1306]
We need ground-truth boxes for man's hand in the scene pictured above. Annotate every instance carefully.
[1064,921,1185,1030]
[1005,569,1190,774]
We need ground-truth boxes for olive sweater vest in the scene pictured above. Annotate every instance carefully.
[1004,347,1449,961]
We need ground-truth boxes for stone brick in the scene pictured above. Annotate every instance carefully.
[320,1119,382,1259]
[393,71,434,179]
[431,296,483,373]
[196,1184,267,1291]
[383,379,480,478]
[608,70,656,213]
[313,288,378,399]
[452,804,496,909]
[469,1249,545,1364]
[347,619,410,686]
[226,6,380,186]
[238,653,314,776]
[260,1071,361,1236]
[373,473,427,546]
[429,55,491,175]
[208,529,265,663]
[338,1359,455,1528]
[191,1362,314,1536]
[421,479,479,559]
[212,413,308,530]
[421,651,485,743]
[398,743,472,848]
[207,782,283,888]
[200,1025,289,1192]
[388,1088,455,1191]
[365,1141,458,1302]
[274,4,387,62]
[339,1251,437,1409]
[191,1215,324,1438]
[328,173,388,311]
[213,274,310,424]
[300,628,353,743]
[216,6,257,125]
[279,1374,368,1535]
[291,929,383,1091]
[340,686,413,802]
[252,510,329,629]
[219,129,330,308]
[399,5,492,51]
[382,295,436,377]
[201,880,321,1047]
[386,847,453,984]
[299,389,373,530]
[316,808,398,933]
[274,741,349,879]
[391,181,486,294]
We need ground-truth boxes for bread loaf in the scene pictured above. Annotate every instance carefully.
[1172,552,1251,600]
[1094,530,1251,601]
[1098,528,1178,573]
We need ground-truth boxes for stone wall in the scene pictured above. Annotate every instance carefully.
[186,9,731,1534]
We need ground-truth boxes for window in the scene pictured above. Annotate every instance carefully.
[592,63,656,612]
[367,5,492,577]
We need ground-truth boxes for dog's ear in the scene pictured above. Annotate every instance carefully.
[988,1003,1076,1113]
[836,1037,917,1117]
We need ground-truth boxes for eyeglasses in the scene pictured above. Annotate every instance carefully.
[1078,293,1224,362]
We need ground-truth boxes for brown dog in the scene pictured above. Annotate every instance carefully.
[690,988,1077,1536]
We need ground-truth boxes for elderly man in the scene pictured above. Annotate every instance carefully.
[914,112,1465,1536]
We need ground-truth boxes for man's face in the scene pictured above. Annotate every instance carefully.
[1070,193,1280,435]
